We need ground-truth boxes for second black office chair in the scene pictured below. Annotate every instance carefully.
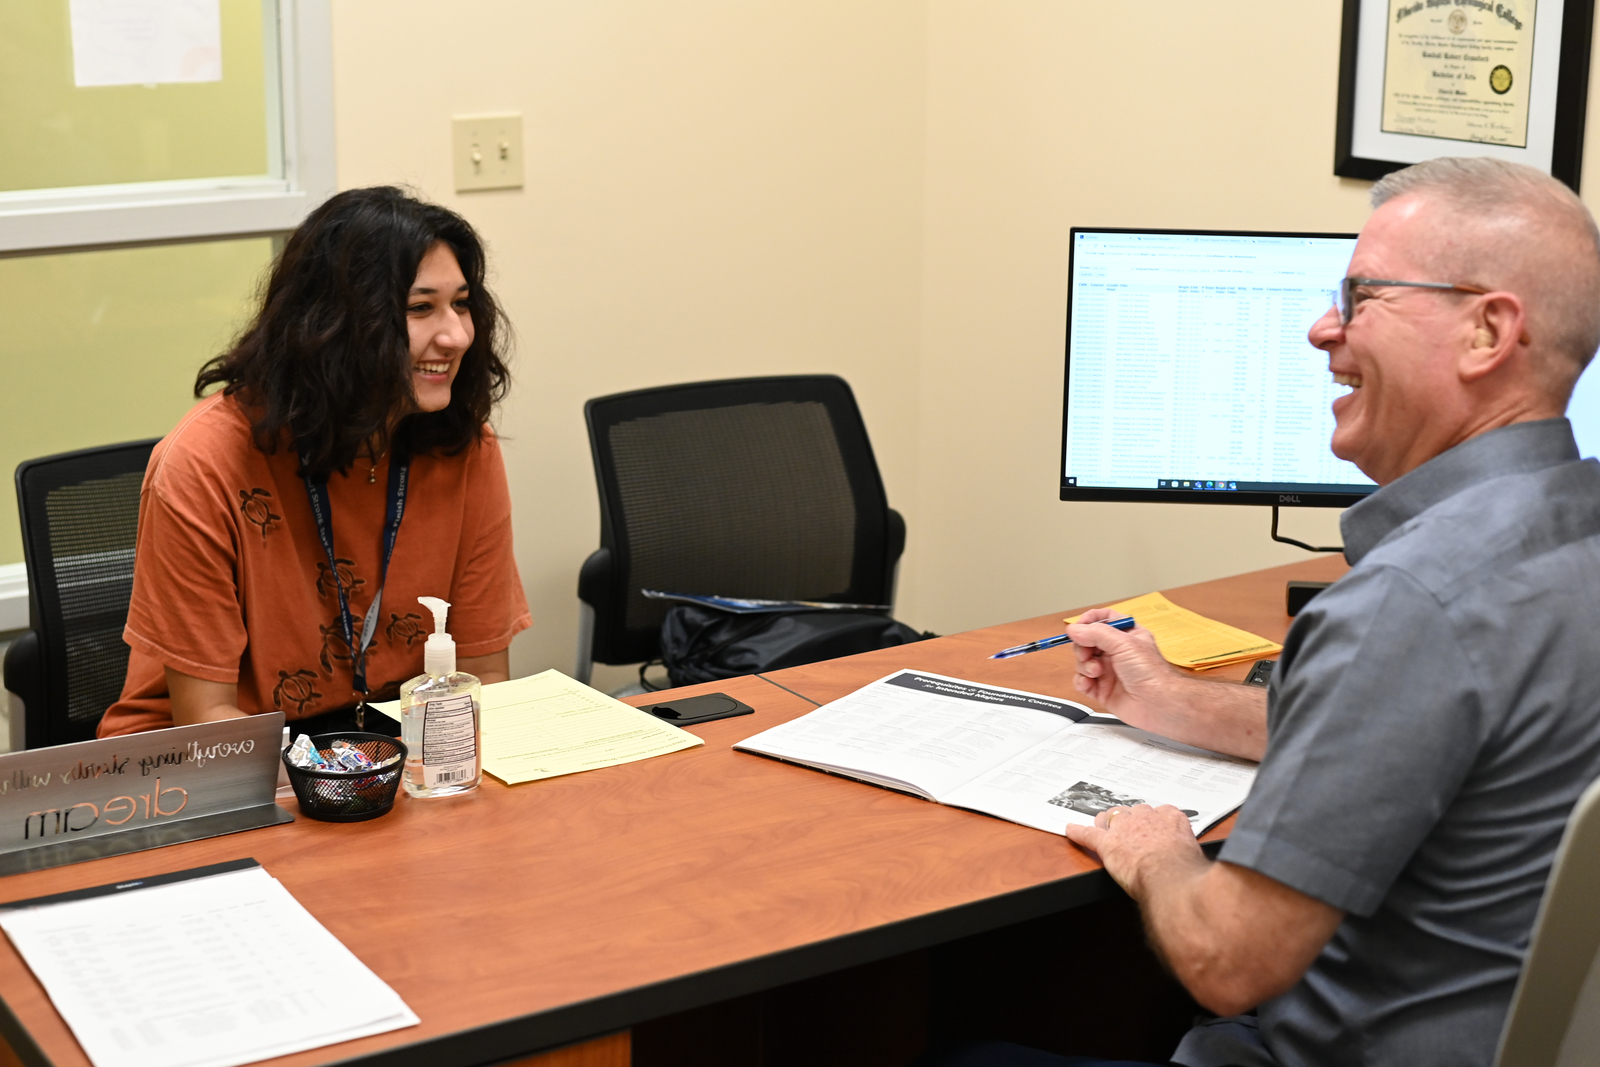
[577,375,905,683]
[4,440,157,748]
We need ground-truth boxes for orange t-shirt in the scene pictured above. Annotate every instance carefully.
[98,393,531,737]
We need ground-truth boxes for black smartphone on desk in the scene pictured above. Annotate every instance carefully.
[638,692,755,726]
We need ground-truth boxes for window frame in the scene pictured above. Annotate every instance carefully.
[0,0,334,255]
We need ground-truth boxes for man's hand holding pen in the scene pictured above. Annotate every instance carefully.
[1066,609,1270,764]
[1066,609,1176,713]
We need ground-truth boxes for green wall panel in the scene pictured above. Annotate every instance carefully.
[0,0,273,192]
[0,238,273,564]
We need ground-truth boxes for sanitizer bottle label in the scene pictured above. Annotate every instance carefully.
[421,693,477,787]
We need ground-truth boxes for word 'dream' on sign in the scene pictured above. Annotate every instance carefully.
[0,716,288,868]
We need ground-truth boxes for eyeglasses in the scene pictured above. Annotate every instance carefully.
[1332,277,1489,325]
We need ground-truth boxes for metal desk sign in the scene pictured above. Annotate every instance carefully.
[0,713,292,876]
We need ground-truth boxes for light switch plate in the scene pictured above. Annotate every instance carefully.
[452,113,523,192]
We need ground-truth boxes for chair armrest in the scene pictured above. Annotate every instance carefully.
[887,509,906,569]
[3,630,42,750]
[577,547,649,667]
[577,547,614,608]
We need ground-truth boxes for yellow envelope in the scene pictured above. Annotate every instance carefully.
[1067,590,1281,671]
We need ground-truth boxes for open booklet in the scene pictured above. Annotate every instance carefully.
[734,670,1256,835]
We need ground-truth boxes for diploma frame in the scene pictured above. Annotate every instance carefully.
[1334,0,1596,189]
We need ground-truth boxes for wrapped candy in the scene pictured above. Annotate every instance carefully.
[329,739,377,771]
[286,733,330,769]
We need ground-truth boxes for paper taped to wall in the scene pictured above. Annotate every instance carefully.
[71,0,222,87]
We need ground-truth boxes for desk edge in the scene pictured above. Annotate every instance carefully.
[317,863,1138,1066]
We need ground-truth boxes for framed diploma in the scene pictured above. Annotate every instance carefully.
[1334,0,1596,189]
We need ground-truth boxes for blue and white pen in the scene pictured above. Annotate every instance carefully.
[989,615,1137,660]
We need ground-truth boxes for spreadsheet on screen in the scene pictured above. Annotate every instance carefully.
[1063,229,1600,501]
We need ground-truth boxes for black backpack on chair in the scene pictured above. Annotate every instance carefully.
[659,603,931,688]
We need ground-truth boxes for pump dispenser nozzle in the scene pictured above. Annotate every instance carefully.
[419,596,455,677]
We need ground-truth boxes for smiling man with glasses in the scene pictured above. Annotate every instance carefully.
[1074,158,1600,1067]
[1298,173,1593,490]
[923,158,1600,1067]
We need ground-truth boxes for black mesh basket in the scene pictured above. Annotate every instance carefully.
[282,732,407,822]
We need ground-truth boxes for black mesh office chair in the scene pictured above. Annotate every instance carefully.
[577,376,905,682]
[4,440,157,748]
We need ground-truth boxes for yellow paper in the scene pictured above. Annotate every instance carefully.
[1068,591,1281,671]
[369,669,703,784]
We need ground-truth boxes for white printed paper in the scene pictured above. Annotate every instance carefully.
[944,726,1257,835]
[70,0,223,87]
[0,867,418,1067]
[741,674,1076,800]
[737,670,1255,835]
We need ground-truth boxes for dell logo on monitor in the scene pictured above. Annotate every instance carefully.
[1279,494,1302,504]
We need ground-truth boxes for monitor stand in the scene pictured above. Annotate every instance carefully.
[1270,506,1339,616]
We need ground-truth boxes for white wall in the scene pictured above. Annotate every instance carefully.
[904,1,1365,634]
[333,2,926,687]
[904,0,1600,636]
[328,1,1600,683]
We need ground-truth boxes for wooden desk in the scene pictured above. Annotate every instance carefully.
[0,556,1346,1067]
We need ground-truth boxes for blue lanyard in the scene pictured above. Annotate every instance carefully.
[302,454,410,711]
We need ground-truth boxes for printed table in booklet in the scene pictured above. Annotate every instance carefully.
[735,670,1256,835]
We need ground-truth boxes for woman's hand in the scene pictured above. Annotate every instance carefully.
[165,668,249,726]
[459,649,511,684]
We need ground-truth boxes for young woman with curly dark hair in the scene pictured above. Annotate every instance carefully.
[99,187,530,738]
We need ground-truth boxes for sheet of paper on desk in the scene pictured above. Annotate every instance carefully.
[0,864,417,1067]
[370,669,704,785]
[735,670,1256,835]
[1068,590,1281,671]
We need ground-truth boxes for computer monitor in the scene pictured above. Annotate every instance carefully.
[1061,227,1370,508]
[1061,227,1600,510]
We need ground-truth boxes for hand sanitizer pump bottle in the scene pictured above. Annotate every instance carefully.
[400,596,482,798]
